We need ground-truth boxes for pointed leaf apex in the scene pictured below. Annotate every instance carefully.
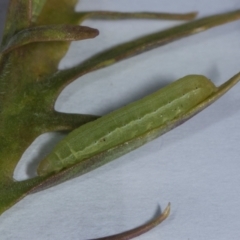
[1,25,99,54]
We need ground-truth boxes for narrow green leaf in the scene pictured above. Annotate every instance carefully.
[76,11,197,22]
[47,10,240,98]
[1,24,99,54]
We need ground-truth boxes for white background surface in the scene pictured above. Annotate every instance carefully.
[1,0,240,239]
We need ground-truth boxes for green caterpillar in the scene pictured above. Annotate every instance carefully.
[37,75,217,176]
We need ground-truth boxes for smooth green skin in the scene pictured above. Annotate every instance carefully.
[35,72,240,192]
[38,75,217,175]
[1,1,240,239]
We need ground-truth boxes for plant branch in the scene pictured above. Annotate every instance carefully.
[46,10,240,99]
[76,10,198,22]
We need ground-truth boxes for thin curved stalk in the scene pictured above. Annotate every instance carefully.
[91,203,170,240]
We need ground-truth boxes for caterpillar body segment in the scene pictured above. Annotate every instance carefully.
[38,75,217,176]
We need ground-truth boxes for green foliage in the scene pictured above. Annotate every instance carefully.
[0,1,240,239]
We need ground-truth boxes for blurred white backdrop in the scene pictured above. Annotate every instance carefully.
[1,1,240,239]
